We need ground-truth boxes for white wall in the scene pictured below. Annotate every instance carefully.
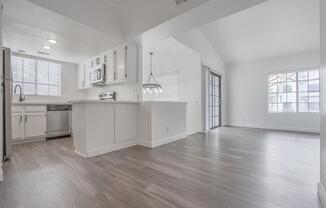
[319,0,326,205]
[12,53,86,103]
[142,38,202,135]
[227,50,320,133]
[175,28,227,130]
[138,101,187,148]
[0,0,3,182]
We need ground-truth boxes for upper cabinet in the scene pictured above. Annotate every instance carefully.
[115,45,126,82]
[77,43,138,90]
[77,62,91,90]
[106,44,138,85]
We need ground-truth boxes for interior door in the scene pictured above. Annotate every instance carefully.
[209,72,221,129]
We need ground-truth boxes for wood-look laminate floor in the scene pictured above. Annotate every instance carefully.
[0,127,320,208]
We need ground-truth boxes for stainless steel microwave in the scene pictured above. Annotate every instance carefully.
[89,64,106,85]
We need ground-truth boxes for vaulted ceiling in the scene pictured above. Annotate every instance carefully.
[199,0,320,64]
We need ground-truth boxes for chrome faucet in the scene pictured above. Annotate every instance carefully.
[14,84,25,102]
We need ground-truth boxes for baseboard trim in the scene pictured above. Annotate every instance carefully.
[227,124,320,133]
[74,150,88,158]
[12,137,46,145]
[74,134,187,158]
[87,140,138,157]
[0,166,3,183]
[319,182,326,208]
[138,134,187,148]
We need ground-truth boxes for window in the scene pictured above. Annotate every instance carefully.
[11,56,61,96]
[209,72,221,129]
[268,68,320,113]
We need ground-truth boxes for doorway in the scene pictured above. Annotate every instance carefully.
[209,72,221,129]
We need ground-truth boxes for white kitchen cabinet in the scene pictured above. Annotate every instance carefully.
[12,113,23,141]
[11,105,47,143]
[77,62,91,89]
[79,43,138,88]
[115,45,127,81]
[114,44,138,84]
[103,43,138,85]
[115,105,138,143]
[24,113,46,139]
[106,49,115,82]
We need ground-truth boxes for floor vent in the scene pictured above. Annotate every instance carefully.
[175,0,187,6]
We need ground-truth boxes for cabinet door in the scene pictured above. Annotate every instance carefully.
[24,113,46,139]
[77,64,85,89]
[115,45,127,81]
[12,113,23,141]
[106,50,115,83]
[115,105,138,143]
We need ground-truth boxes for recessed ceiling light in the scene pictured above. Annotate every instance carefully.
[43,45,51,50]
[48,39,57,44]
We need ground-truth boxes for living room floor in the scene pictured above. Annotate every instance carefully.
[0,127,320,208]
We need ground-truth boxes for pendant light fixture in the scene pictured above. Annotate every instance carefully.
[142,52,162,94]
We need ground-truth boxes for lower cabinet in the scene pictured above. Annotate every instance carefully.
[115,105,138,143]
[24,113,46,138]
[12,105,47,143]
[12,113,23,141]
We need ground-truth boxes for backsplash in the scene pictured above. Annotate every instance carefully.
[85,82,140,101]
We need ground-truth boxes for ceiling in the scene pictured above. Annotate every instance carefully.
[199,0,320,65]
[4,0,212,63]
[3,0,268,63]
[3,0,124,63]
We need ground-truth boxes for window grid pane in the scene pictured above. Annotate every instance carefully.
[268,69,319,113]
[11,56,61,96]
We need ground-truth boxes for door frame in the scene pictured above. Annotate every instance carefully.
[208,71,222,129]
[202,65,223,132]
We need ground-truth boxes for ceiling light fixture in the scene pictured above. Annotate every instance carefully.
[43,45,51,50]
[48,39,57,44]
[142,52,162,94]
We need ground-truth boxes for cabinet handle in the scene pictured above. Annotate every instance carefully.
[25,115,27,123]
[125,46,127,79]
[114,50,117,80]
[20,115,23,123]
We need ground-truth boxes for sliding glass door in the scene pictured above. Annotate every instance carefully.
[209,72,221,129]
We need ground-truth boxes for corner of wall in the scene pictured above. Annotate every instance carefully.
[319,182,326,208]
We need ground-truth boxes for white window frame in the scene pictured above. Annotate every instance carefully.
[11,55,61,96]
[268,67,320,113]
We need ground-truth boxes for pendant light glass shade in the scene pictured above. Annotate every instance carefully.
[142,52,162,94]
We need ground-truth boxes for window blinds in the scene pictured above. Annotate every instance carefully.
[11,56,61,96]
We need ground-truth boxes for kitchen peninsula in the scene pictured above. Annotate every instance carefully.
[72,100,187,157]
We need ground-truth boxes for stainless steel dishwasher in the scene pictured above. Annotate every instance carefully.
[46,104,72,139]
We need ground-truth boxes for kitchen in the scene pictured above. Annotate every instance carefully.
[3,39,189,159]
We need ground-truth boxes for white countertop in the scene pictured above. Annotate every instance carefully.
[70,100,187,105]
[12,102,71,106]
[69,100,139,104]
[13,100,187,105]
